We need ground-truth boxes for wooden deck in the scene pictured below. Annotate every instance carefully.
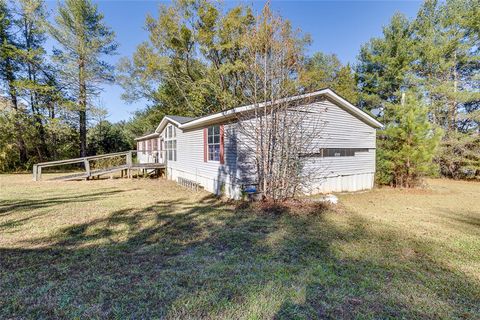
[132,163,166,169]
[33,151,165,181]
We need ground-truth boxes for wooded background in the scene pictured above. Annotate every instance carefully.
[0,0,478,186]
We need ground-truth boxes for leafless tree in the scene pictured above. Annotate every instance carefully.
[232,5,328,201]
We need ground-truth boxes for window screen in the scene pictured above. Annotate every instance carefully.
[207,125,221,161]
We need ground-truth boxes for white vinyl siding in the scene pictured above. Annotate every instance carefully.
[234,98,377,193]
[160,122,238,197]
[159,96,377,198]
[299,98,376,179]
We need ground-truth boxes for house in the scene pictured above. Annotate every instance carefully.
[135,89,383,199]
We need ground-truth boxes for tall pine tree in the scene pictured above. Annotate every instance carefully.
[49,0,117,157]
[0,0,28,165]
[413,0,480,132]
[356,13,414,117]
[413,0,480,179]
[13,0,53,160]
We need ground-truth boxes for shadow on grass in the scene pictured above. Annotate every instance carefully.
[0,195,479,319]
[0,190,129,232]
[0,190,127,215]
[436,207,480,231]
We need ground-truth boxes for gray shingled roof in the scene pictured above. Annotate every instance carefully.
[166,115,195,124]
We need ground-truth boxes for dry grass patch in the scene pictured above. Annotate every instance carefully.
[0,175,479,319]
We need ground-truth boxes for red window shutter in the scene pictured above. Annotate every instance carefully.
[220,125,225,164]
[203,128,208,162]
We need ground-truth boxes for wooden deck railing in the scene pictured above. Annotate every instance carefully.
[33,150,165,181]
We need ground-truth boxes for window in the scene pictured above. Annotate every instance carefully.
[165,125,177,161]
[207,125,221,162]
[203,125,224,164]
[152,138,158,151]
[300,148,370,158]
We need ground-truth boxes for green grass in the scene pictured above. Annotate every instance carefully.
[0,175,479,319]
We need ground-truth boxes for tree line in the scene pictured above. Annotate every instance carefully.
[1,0,479,186]
[0,0,122,171]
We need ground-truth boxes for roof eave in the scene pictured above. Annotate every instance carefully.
[134,132,160,141]
[179,89,383,130]
[138,89,383,136]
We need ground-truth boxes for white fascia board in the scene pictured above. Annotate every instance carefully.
[134,132,160,141]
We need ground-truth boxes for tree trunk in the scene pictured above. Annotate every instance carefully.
[28,57,49,160]
[451,50,458,133]
[79,107,87,157]
[48,100,58,160]
[10,91,28,165]
[79,58,87,157]
[6,58,28,165]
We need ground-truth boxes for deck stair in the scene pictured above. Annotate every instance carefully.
[33,150,165,181]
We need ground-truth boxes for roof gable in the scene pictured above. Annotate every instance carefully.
[154,115,195,134]
[167,115,195,124]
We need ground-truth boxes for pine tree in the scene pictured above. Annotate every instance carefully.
[377,92,442,187]
[356,13,414,115]
[301,52,341,90]
[0,0,28,164]
[300,53,359,104]
[13,0,53,160]
[49,0,117,157]
[413,0,480,133]
[335,64,359,104]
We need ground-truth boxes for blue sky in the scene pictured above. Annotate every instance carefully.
[45,0,422,122]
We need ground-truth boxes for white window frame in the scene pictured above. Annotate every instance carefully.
[165,124,177,161]
[207,125,221,162]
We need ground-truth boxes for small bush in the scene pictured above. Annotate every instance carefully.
[436,132,480,180]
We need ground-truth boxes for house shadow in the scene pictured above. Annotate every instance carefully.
[0,190,127,216]
[1,194,479,318]
[216,126,258,199]
[0,189,129,232]
[271,211,480,319]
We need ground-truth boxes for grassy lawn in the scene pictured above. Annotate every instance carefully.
[0,175,479,319]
